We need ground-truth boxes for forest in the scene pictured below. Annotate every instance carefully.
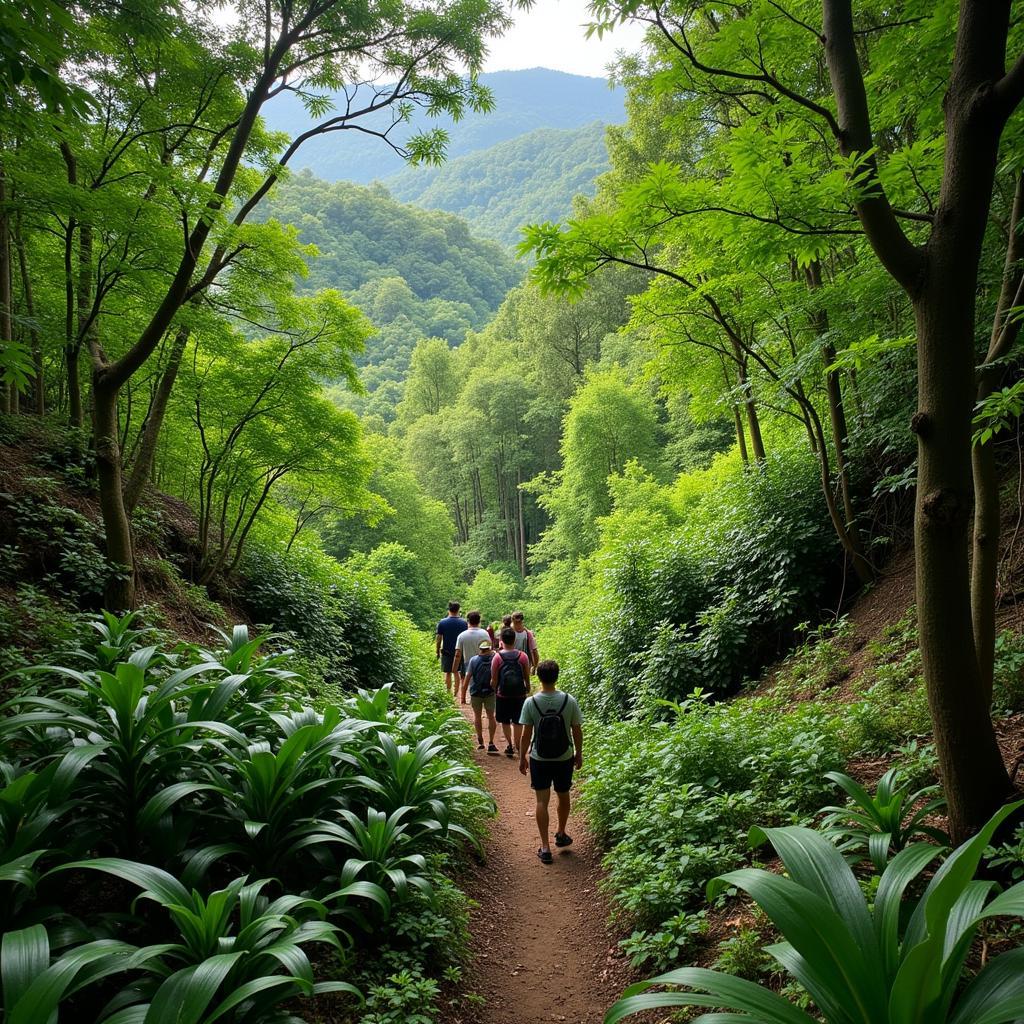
[4,0,1024,1023]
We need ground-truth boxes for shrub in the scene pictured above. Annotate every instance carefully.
[606,802,1024,1024]
[583,697,844,960]
[0,611,489,1022]
[819,768,947,871]
[238,541,414,692]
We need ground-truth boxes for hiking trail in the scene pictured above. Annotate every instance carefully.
[444,704,636,1024]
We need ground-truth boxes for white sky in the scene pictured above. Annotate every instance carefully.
[483,0,648,77]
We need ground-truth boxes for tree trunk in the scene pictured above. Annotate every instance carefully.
[804,259,871,580]
[733,406,749,463]
[806,260,859,529]
[822,0,1014,842]
[93,376,136,609]
[60,146,82,428]
[0,168,12,416]
[910,105,1013,841]
[731,340,766,460]
[516,465,527,577]
[14,212,43,414]
[124,325,190,514]
[972,173,1024,702]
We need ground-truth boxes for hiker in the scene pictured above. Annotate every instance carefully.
[466,639,499,752]
[435,601,468,697]
[518,659,583,864]
[452,610,491,704]
[491,625,531,758]
[511,611,540,671]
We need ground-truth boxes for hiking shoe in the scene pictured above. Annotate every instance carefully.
[537,848,553,864]
[554,831,573,848]
[477,741,485,750]
[504,744,515,758]
[487,743,499,753]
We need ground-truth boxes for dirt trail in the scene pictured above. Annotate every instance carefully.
[444,705,635,1024]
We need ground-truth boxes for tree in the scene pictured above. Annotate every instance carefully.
[537,366,663,562]
[397,336,461,424]
[48,0,509,609]
[582,0,1024,839]
[163,291,373,583]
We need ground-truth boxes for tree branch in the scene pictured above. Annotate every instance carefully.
[822,0,925,294]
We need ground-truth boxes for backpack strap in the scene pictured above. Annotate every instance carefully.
[557,693,569,714]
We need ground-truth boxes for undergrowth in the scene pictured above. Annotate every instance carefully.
[582,606,1024,976]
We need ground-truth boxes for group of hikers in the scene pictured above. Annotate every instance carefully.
[435,602,583,865]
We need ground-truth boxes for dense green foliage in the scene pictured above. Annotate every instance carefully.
[608,802,1024,1024]
[259,173,522,421]
[0,614,489,1023]
[6,0,1024,1020]
[580,612,1024,978]
[386,123,612,247]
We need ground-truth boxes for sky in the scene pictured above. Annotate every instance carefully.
[483,0,648,78]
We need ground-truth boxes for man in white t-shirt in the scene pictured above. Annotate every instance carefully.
[452,610,491,705]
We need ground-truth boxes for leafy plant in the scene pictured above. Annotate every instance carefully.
[50,858,359,1022]
[820,768,948,871]
[0,656,245,858]
[0,922,165,1024]
[358,966,439,1024]
[352,733,488,844]
[332,808,434,903]
[606,801,1024,1024]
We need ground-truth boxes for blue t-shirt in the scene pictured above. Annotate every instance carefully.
[436,616,468,655]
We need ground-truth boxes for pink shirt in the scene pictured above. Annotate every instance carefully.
[491,648,530,690]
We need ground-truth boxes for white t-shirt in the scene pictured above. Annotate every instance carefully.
[456,627,490,669]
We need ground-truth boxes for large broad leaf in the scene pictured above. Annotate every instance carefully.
[49,858,191,908]
[143,952,242,1024]
[138,783,220,833]
[8,940,137,1024]
[605,966,817,1024]
[949,947,1024,1024]
[711,867,881,1024]
[0,850,46,887]
[903,802,1022,951]
[205,975,303,1022]
[873,843,942,979]
[756,825,879,968]
[1,923,49,1011]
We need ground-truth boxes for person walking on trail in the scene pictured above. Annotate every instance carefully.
[511,611,539,671]
[467,639,499,752]
[435,602,468,698]
[453,610,490,704]
[518,659,583,864]
[492,626,531,758]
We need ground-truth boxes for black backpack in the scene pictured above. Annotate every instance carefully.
[470,654,494,697]
[533,694,570,759]
[497,650,527,698]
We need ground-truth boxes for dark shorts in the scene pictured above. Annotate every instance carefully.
[529,757,574,793]
[495,696,526,723]
[440,651,456,673]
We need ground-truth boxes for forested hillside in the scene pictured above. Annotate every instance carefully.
[6,1,1024,1024]
[261,68,625,183]
[385,123,612,246]
[259,172,521,418]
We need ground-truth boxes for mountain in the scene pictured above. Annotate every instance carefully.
[383,122,611,247]
[261,68,624,184]
[260,171,522,421]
